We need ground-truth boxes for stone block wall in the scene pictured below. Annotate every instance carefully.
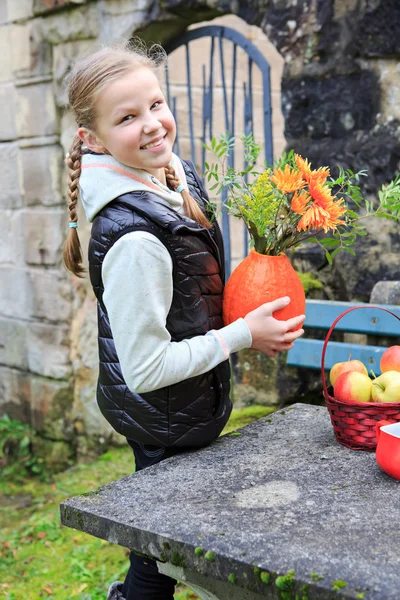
[0,0,399,467]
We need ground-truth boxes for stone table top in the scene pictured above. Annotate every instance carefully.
[60,404,400,599]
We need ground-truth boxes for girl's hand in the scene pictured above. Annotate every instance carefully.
[244,297,305,357]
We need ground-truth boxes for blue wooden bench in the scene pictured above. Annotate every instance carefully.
[286,299,400,375]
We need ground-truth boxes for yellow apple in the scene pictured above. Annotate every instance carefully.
[371,371,400,403]
[329,359,368,387]
[334,371,372,403]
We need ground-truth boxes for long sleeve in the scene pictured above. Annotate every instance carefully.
[102,231,252,394]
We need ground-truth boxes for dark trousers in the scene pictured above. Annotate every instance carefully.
[121,440,185,600]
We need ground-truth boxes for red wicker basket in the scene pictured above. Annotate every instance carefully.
[322,305,400,452]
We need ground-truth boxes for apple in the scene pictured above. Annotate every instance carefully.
[329,359,368,387]
[380,346,400,374]
[371,371,400,403]
[334,371,372,403]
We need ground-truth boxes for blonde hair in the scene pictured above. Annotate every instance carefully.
[63,42,211,278]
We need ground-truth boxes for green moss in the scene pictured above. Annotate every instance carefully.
[332,580,347,591]
[194,547,204,556]
[275,570,295,591]
[163,542,171,550]
[355,593,366,599]
[260,571,271,584]
[228,573,237,584]
[221,406,276,435]
[253,566,261,577]
[171,552,185,567]
[297,272,323,294]
[228,432,241,437]
[310,573,324,582]
[204,551,215,561]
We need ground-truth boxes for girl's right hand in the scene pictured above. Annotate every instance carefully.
[244,296,305,357]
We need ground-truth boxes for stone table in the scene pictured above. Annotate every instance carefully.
[60,404,400,599]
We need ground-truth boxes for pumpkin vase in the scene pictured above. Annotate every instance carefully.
[223,250,306,328]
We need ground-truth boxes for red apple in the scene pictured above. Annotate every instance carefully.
[380,346,400,374]
[329,359,368,387]
[371,371,400,403]
[334,371,372,403]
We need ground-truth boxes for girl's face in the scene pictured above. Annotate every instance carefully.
[81,67,176,183]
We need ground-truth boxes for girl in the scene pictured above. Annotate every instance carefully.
[63,42,305,600]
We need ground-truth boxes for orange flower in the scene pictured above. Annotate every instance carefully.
[270,164,306,193]
[291,191,311,214]
[308,180,335,209]
[295,154,330,184]
[297,205,333,233]
[297,199,347,233]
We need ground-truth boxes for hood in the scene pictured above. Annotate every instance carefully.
[79,152,187,222]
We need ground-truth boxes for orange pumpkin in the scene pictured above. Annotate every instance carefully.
[223,250,306,329]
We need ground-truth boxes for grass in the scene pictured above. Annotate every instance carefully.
[0,405,275,600]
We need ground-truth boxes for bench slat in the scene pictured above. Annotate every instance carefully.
[287,338,384,373]
[304,300,400,335]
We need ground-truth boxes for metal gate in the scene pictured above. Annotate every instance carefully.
[164,25,274,277]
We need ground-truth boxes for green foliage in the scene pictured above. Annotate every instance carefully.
[275,570,295,591]
[203,133,400,262]
[297,272,323,295]
[260,571,271,584]
[332,580,347,591]
[0,406,275,599]
[204,551,215,561]
[0,415,48,481]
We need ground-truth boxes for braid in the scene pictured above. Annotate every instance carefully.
[164,164,211,229]
[62,135,85,277]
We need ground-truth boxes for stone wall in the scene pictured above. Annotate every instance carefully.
[1,0,399,468]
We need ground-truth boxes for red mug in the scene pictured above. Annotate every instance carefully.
[375,420,400,480]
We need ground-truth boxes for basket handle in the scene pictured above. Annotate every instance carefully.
[321,305,400,401]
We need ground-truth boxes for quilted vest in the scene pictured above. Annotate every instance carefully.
[88,160,232,447]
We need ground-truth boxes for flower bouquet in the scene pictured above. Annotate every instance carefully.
[203,133,400,326]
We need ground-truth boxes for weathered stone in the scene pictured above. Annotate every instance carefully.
[61,404,400,600]
[232,383,276,408]
[40,4,99,43]
[0,318,29,371]
[334,0,358,20]
[0,26,12,82]
[0,211,24,265]
[28,269,73,322]
[366,59,400,123]
[0,84,18,141]
[7,0,33,21]
[30,375,73,435]
[0,366,31,423]
[288,120,400,193]
[353,0,400,57]
[0,144,23,208]
[234,349,278,398]
[27,322,71,379]
[370,281,400,306]
[15,82,57,138]
[0,267,31,319]
[53,39,97,107]
[10,21,52,79]
[102,0,150,14]
[20,144,64,206]
[99,10,147,41]
[34,0,89,15]
[23,209,66,265]
[283,70,380,140]
[32,437,74,472]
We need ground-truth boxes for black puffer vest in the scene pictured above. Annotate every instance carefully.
[88,160,232,447]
